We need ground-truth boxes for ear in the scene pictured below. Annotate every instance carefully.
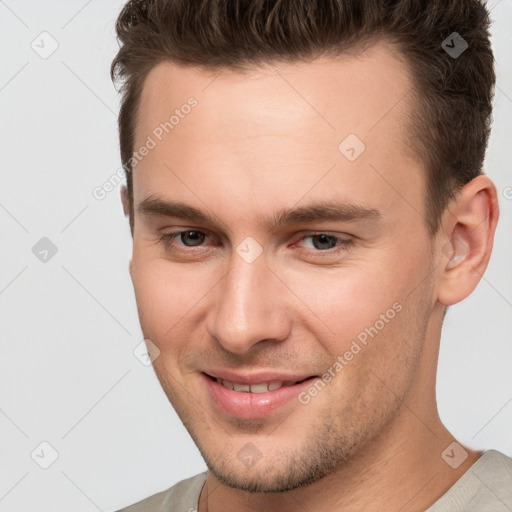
[121,185,134,275]
[437,175,499,306]
[120,185,130,217]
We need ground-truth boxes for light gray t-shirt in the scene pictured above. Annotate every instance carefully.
[116,450,512,511]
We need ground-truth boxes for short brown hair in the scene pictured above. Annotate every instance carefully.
[111,0,495,235]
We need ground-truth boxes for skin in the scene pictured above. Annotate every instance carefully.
[122,42,499,511]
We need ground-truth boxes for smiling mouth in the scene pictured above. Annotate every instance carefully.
[204,373,315,393]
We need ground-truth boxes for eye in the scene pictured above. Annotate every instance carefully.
[160,230,209,251]
[296,233,353,255]
[158,229,353,259]
[301,234,340,250]
[175,230,206,247]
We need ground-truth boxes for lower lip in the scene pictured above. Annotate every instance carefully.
[202,373,318,419]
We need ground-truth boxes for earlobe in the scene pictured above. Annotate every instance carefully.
[437,175,499,306]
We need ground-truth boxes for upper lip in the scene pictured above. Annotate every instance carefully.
[202,369,317,385]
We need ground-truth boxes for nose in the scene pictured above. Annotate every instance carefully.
[206,250,292,355]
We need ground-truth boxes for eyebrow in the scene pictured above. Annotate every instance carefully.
[138,197,381,230]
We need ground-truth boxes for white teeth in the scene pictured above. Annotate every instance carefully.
[233,383,250,392]
[222,380,234,390]
[216,378,289,392]
[250,383,268,393]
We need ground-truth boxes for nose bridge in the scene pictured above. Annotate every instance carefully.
[207,250,290,354]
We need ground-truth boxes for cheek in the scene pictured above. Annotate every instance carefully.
[280,262,407,347]
[131,257,186,335]
[130,252,218,342]
[280,241,429,373]
[313,300,423,423]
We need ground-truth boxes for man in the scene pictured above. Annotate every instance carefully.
[112,0,512,510]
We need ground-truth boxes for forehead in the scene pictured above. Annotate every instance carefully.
[137,43,414,138]
[132,43,425,232]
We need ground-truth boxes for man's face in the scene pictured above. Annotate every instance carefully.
[129,43,440,491]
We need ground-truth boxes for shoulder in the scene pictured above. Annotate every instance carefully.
[115,471,208,512]
[427,450,512,512]
[468,450,512,499]
[475,450,512,496]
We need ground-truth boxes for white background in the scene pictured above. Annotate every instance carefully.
[0,1,511,511]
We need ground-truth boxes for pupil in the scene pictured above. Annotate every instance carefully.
[182,231,204,246]
[313,234,336,250]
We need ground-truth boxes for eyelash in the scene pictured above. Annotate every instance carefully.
[158,230,354,258]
